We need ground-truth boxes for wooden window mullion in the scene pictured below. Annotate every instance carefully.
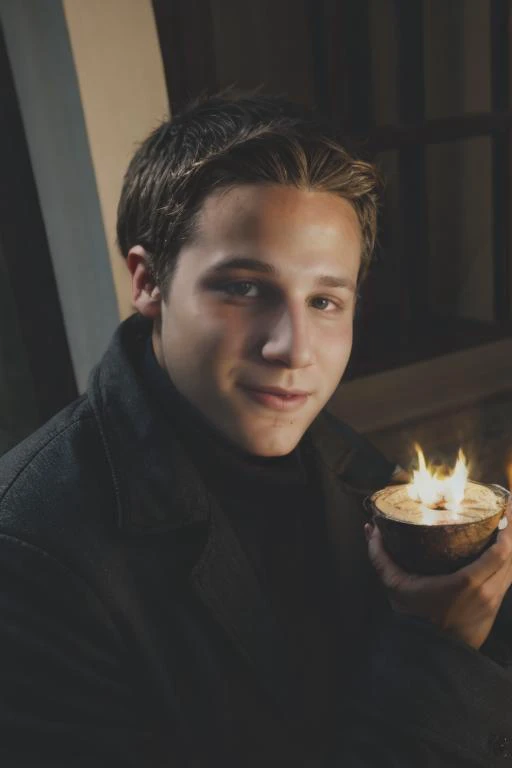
[490,0,511,326]
[395,0,429,346]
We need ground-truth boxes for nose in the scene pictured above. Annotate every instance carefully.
[260,303,314,369]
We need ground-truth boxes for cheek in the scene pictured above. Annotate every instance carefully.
[180,314,248,378]
[318,322,354,374]
[206,305,257,353]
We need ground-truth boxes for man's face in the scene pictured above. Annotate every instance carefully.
[153,184,361,456]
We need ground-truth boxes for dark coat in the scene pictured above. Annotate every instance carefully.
[1,315,512,767]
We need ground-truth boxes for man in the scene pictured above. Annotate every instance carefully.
[1,93,512,767]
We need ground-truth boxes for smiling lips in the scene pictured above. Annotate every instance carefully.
[241,385,310,411]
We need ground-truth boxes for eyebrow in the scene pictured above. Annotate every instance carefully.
[206,256,357,292]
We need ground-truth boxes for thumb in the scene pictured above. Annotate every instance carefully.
[366,523,409,591]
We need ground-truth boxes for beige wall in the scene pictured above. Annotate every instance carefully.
[63,0,169,319]
[0,0,121,390]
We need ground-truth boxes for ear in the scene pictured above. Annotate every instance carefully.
[126,245,162,318]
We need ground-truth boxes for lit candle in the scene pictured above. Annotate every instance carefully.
[364,445,508,574]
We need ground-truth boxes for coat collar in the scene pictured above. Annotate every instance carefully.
[88,314,389,536]
[88,315,391,718]
[88,315,211,533]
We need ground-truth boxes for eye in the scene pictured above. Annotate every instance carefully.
[222,281,260,298]
[309,296,343,312]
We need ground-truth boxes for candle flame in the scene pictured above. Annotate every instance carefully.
[407,444,469,511]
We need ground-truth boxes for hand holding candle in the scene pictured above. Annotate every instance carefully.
[364,445,512,649]
[365,500,512,650]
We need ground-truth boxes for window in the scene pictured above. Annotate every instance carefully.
[152,0,512,378]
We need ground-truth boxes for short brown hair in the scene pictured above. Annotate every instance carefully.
[117,92,381,291]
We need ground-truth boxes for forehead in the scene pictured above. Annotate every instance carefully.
[191,184,362,272]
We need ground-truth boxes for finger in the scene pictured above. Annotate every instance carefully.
[497,532,512,592]
[366,524,412,590]
[499,556,512,595]
[481,518,512,590]
[458,504,512,585]
[490,502,512,558]
[501,497,512,521]
[472,554,512,610]
[497,501,512,542]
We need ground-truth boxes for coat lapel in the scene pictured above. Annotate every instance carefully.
[189,494,299,718]
[315,454,384,651]
[309,413,390,657]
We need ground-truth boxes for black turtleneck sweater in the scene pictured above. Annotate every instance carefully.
[142,341,344,747]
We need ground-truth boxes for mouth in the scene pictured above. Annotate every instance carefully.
[240,385,311,412]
